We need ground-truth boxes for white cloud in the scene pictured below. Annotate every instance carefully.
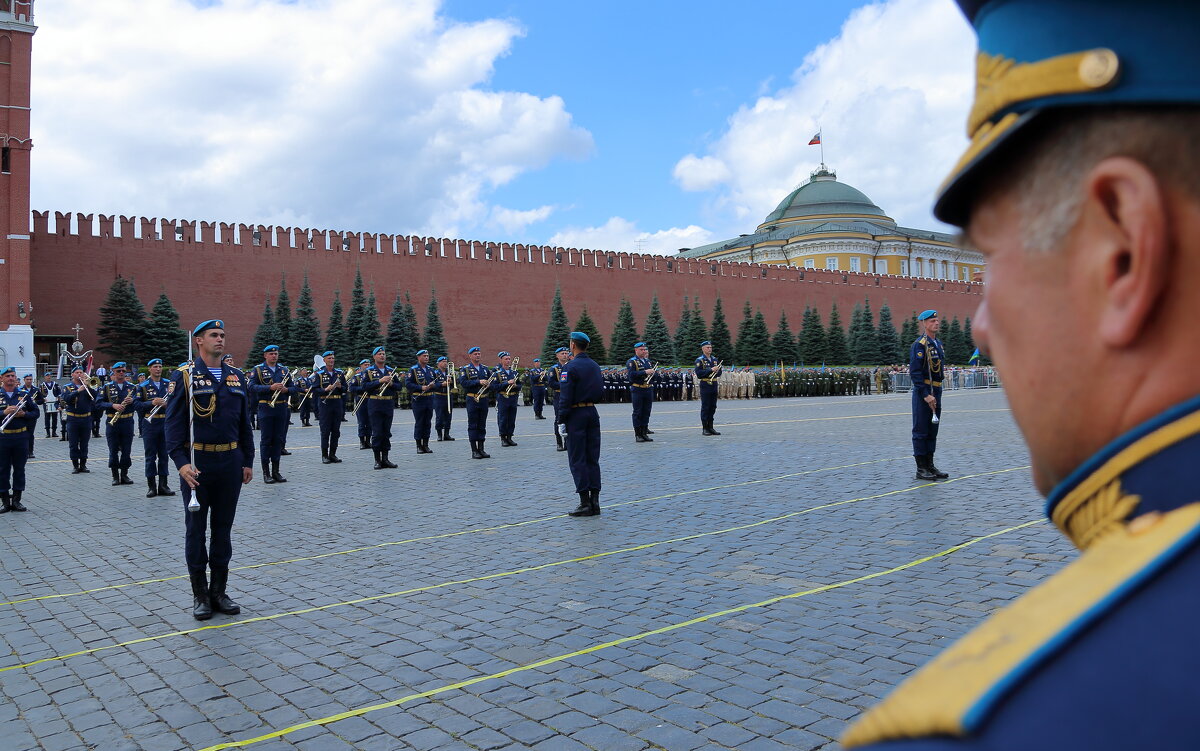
[672,0,974,232]
[489,204,555,234]
[30,0,593,237]
[549,217,713,256]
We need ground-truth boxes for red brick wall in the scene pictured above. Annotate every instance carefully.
[30,212,983,365]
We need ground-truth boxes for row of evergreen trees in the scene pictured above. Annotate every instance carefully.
[539,288,979,366]
[96,277,189,366]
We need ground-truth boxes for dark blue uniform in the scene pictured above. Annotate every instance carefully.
[909,335,944,460]
[528,366,548,418]
[694,355,721,434]
[349,368,371,448]
[494,365,520,445]
[253,363,296,479]
[627,356,656,437]
[558,352,604,494]
[61,380,96,470]
[166,361,254,577]
[406,363,438,450]
[313,367,347,461]
[433,366,454,440]
[547,361,567,450]
[138,376,173,491]
[0,387,37,502]
[460,363,494,443]
[363,364,398,449]
[98,379,139,482]
[297,376,314,426]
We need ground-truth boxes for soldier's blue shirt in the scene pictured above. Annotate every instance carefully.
[406,364,437,393]
[909,336,945,399]
[558,352,604,417]
[527,367,546,386]
[459,363,493,393]
[164,361,255,470]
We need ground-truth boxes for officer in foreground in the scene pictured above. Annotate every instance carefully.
[0,367,37,512]
[910,310,949,481]
[165,320,254,621]
[844,1,1200,748]
[558,332,603,517]
[694,341,722,435]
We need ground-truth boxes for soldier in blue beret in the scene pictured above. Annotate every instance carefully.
[165,320,254,621]
[313,351,346,463]
[909,310,949,481]
[527,357,548,420]
[137,358,176,498]
[252,344,295,483]
[349,358,372,450]
[406,349,437,454]
[363,346,399,469]
[61,366,96,473]
[547,347,570,451]
[433,356,455,441]
[494,351,520,447]
[559,332,604,516]
[845,1,1200,748]
[98,361,139,487]
[0,366,37,512]
[627,342,658,443]
[694,341,723,435]
[459,346,496,459]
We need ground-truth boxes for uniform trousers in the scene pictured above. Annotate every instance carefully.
[0,436,29,492]
[563,406,601,492]
[354,399,371,440]
[298,396,312,424]
[319,397,342,456]
[496,394,518,436]
[106,416,134,469]
[435,395,452,433]
[66,416,91,460]
[631,386,654,430]
[465,397,489,441]
[368,399,394,451]
[699,383,718,425]
[183,449,245,573]
[411,395,433,440]
[43,405,58,434]
[25,421,34,455]
[257,404,289,463]
[531,386,546,417]
[911,386,942,456]
[142,417,169,477]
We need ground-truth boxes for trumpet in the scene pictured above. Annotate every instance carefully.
[146,384,171,419]
[268,368,299,407]
[108,389,134,425]
[502,356,521,397]
[0,389,34,431]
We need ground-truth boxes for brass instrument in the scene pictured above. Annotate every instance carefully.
[108,386,134,425]
[267,367,299,407]
[145,381,170,418]
[445,361,456,411]
[0,389,34,431]
[471,368,497,402]
[703,359,724,384]
[502,356,521,397]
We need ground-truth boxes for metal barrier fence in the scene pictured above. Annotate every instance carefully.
[890,367,1001,393]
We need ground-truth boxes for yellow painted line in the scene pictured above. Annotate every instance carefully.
[0,456,907,608]
[201,517,1045,750]
[0,465,1028,673]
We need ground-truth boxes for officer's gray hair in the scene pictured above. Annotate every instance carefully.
[985,108,1200,254]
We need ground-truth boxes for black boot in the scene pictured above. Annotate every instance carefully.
[535,413,546,420]
[708,422,721,436]
[373,448,385,470]
[702,423,716,436]
[279,448,291,456]
[645,428,655,435]
[10,491,25,512]
[322,451,333,464]
[190,570,213,621]
[928,453,949,479]
[569,490,598,517]
[59,431,66,442]
[380,451,397,469]
[0,492,9,514]
[415,440,424,454]
[436,428,445,442]
[590,488,601,515]
[420,439,433,454]
[111,468,121,486]
[501,435,517,447]
[914,455,938,481]
[71,458,81,474]
[470,440,483,460]
[263,460,275,484]
[360,436,371,450]
[158,476,176,496]
[476,440,490,459]
[147,478,159,498]
[78,460,89,473]
[120,469,134,485]
[635,428,649,443]
[209,569,241,615]
[443,430,455,441]
[327,439,341,463]
[271,460,287,483]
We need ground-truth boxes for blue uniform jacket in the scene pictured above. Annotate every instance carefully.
[405,364,437,396]
[527,367,547,387]
[557,353,604,420]
[459,364,494,400]
[0,387,38,436]
[363,365,398,397]
[627,357,655,386]
[494,366,519,398]
[61,382,98,415]
[314,368,347,400]
[137,378,170,418]
[547,364,565,394]
[694,355,720,383]
[97,380,141,420]
[164,361,255,470]
[908,336,945,400]
[252,364,297,405]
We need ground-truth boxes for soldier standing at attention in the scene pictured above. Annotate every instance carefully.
[349,359,371,449]
[314,351,346,464]
[494,351,520,447]
[138,359,176,498]
[527,358,548,420]
[296,368,314,427]
[627,341,658,443]
[406,349,437,454]
[910,310,949,481]
[694,341,722,436]
[433,356,455,441]
[62,367,94,473]
[559,332,604,517]
[99,362,139,487]
[253,345,295,484]
[166,319,254,621]
[460,346,494,459]
[20,374,36,459]
[548,347,569,452]
[364,346,399,469]
[38,371,60,438]
[843,1,1200,748]
[0,367,37,513]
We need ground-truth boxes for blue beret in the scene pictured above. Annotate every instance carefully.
[359,359,370,365]
[177,362,189,369]
[634,342,647,349]
[0,367,13,377]
[936,0,1200,224]
[22,373,32,379]
[532,358,540,362]
[112,361,128,370]
[918,310,938,321]
[416,349,428,356]
[468,346,480,354]
[569,332,589,344]
[436,356,448,363]
[146,358,163,367]
[555,347,568,354]
[371,346,385,356]
[322,351,335,358]
[192,319,224,337]
[497,351,510,359]
[263,345,279,353]
[72,366,84,373]
[700,340,712,347]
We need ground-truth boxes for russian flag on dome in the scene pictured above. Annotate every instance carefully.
[808,131,821,145]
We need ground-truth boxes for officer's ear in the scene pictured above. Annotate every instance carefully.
[1079,156,1170,349]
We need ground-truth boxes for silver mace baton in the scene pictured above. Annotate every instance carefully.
[186,338,200,512]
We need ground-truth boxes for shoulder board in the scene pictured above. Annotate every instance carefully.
[843,502,1200,747]
[918,336,928,345]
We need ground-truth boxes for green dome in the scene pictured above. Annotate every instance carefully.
[761,169,888,225]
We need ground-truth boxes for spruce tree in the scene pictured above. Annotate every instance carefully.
[404,293,420,352]
[825,304,850,365]
[734,300,755,365]
[707,297,734,362]
[877,304,901,365]
[771,310,798,365]
[273,275,292,361]
[799,307,826,365]
[345,268,367,361]
[900,313,919,348]
[540,285,571,363]
[289,274,323,363]
[848,304,865,364]
[386,291,421,361]
[248,296,279,366]
[684,297,708,360]
[963,316,980,363]
[641,295,675,365]
[359,289,383,357]
[422,289,449,358]
[743,310,773,364]
[97,275,149,364]
[944,316,966,364]
[325,291,348,359]
[143,292,187,366]
[610,298,640,362]
[572,307,608,363]
[853,299,880,365]
[671,296,692,363]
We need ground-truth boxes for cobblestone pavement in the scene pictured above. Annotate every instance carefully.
[0,389,1071,751]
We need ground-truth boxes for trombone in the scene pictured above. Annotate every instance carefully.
[502,356,521,397]
[267,367,299,407]
[445,361,457,412]
[703,359,724,384]
[471,369,498,402]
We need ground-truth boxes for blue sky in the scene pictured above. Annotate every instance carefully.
[30,0,974,254]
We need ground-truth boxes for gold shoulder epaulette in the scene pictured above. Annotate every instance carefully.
[843,502,1200,747]
[918,336,928,346]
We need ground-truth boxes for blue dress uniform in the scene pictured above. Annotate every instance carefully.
[0,372,38,513]
[363,347,399,469]
[694,344,722,435]
[558,332,604,516]
[433,357,455,441]
[459,348,495,459]
[137,362,176,498]
[252,347,296,484]
[297,374,314,427]
[627,345,656,442]
[165,324,255,621]
[313,361,346,463]
[547,349,569,451]
[527,359,548,419]
[494,353,520,447]
[98,367,140,487]
[406,352,437,454]
[61,369,96,473]
[350,359,372,449]
[909,311,947,481]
